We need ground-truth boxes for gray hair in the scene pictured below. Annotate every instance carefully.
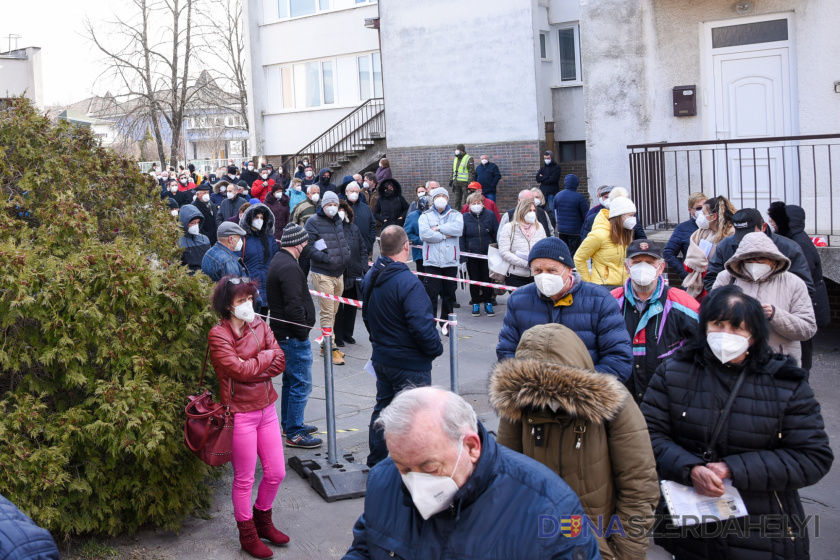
[425,180,439,190]
[306,184,320,194]
[374,387,478,442]
[597,185,616,197]
[518,189,533,201]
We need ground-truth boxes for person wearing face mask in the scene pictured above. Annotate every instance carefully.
[681,195,737,300]
[344,387,599,560]
[240,205,279,316]
[264,184,290,242]
[177,171,197,192]
[210,178,228,207]
[406,183,428,215]
[302,165,317,186]
[216,181,249,227]
[663,192,708,283]
[449,144,475,210]
[473,154,501,202]
[286,178,306,212]
[460,192,498,316]
[226,165,240,184]
[497,237,633,381]
[202,222,250,281]
[304,191,352,366]
[316,168,337,195]
[177,205,211,274]
[641,286,832,560]
[529,187,556,235]
[498,189,552,234]
[581,187,647,241]
[339,175,366,204]
[239,161,260,187]
[362,172,379,219]
[171,178,194,208]
[491,323,659,560]
[266,224,322,449]
[459,182,501,222]
[419,187,464,329]
[498,198,546,288]
[535,150,562,209]
[249,166,275,203]
[375,157,392,183]
[403,195,431,273]
[609,240,700,404]
[333,200,369,349]
[342,181,376,254]
[575,192,638,289]
[291,184,320,227]
[163,177,180,204]
[374,178,410,230]
[164,196,179,218]
[552,174,588,255]
[294,159,308,181]
[190,183,219,245]
[711,232,816,367]
[207,276,289,558]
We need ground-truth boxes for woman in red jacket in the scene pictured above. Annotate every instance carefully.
[208,276,288,559]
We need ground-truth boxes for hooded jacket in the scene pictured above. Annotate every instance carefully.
[611,279,700,403]
[240,203,278,308]
[287,186,308,215]
[497,274,634,381]
[712,232,816,365]
[361,256,443,371]
[403,209,424,263]
[264,190,290,240]
[419,203,464,268]
[316,167,337,195]
[304,204,351,277]
[575,209,629,286]
[491,324,659,560]
[641,350,833,560]
[190,194,219,245]
[343,422,599,560]
[266,248,316,341]
[374,178,409,228]
[535,152,562,197]
[552,175,589,235]
[178,205,211,274]
[459,207,498,256]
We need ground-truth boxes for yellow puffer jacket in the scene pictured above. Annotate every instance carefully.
[574,209,628,286]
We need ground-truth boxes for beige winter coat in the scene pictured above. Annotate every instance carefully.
[713,232,816,365]
[498,220,546,278]
[490,324,659,560]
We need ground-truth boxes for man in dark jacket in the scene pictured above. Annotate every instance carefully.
[474,154,502,202]
[294,159,308,180]
[552,174,588,254]
[178,204,211,274]
[343,181,376,253]
[343,387,599,560]
[703,208,815,297]
[610,240,699,403]
[497,237,633,381]
[239,161,260,187]
[663,192,706,281]
[535,150,562,208]
[361,226,444,467]
[266,223,322,449]
[0,494,60,560]
[216,181,248,227]
[316,167,337,195]
[374,178,409,230]
[190,183,218,245]
[305,191,351,366]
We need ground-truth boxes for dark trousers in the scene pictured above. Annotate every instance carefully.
[466,258,492,304]
[334,283,359,345]
[801,337,813,377]
[557,233,582,255]
[414,260,425,274]
[300,254,311,277]
[367,363,432,467]
[423,265,458,320]
[505,274,534,288]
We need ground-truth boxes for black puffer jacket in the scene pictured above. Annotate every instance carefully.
[641,351,833,560]
[341,203,369,281]
[459,208,498,255]
[304,205,351,277]
[374,178,409,228]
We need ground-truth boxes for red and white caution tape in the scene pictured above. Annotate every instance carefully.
[309,289,364,308]
[411,244,488,260]
[412,271,518,292]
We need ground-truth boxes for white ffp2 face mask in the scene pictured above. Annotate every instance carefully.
[234,237,243,252]
[252,218,264,230]
[324,205,338,217]
[601,198,611,209]
[523,211,537,224]
[310,193,320,203]
[200,193,210,203]
[338,210,347,221]
[744,262,773,281]
[696,213,711,230]
[400,439,465,520]
[274,191,283,199]
[534,272,567,298]
[481,159,488,165]
[227,191,236,200]
[469,204,483,214]
[623,216,637,230]
[188,224,200,235]
[347,192,359,202]
[629,262,659,286]
[434,197,448,210]
[707,332,750,364]
[232,300,256,323]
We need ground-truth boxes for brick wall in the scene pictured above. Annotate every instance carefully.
[386,142,589,213]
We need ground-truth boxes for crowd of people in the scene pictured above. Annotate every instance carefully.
[148,146,833,560]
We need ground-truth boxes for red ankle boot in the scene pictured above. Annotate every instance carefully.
[253,507,290,545]
[236,518,273,558]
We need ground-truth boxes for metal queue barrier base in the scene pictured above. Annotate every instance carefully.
[288,333,369,503]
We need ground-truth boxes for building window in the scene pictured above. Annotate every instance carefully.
[322,61,335,104]
[558,141,586,162]
[539,32,549,60]
[276,0,330,20]
[557,25,581,83]
[358,53,383,100]
[294,61,322,108]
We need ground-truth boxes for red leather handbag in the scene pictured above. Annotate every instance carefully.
[184,348,234,466]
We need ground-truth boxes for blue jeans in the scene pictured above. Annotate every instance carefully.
[367,363,432,467]
[484,192,496,203]
[545,194,555,209]
[278,338,313,438]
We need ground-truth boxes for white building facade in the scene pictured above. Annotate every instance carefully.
[0,47,43,109]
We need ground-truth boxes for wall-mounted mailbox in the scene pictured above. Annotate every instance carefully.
[673,85,697,117]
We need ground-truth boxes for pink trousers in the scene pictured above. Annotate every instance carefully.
[231,404,286,522]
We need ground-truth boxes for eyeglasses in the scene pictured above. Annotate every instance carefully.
[693,206,705,212]
[227,277,251,285]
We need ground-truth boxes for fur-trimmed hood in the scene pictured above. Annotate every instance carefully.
[489,358,627,424]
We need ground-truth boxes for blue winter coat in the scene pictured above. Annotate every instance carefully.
[240,203,278,308]
[361,256,443,371]
[662,218,698,280]
[459,208,498,255]
[342,422,599,560]
[552,178,589,235]
[0,494,60,560]
[474,162,501,195]
[201,243,248,281]
[497,274,633,381]
[403,210,424,263]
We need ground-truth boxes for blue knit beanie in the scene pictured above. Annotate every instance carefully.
[528,237,573,267]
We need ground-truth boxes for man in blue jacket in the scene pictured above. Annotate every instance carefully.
[497,237,633,381]
[201,221,249,281]
[474,154,502,202]
[342,387,599,560]
[361,226,444,467]
[663,192,706,281]
[552,174,588,254]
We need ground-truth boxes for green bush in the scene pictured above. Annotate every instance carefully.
[0,98,219,538]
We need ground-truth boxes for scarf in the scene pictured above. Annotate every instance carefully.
[518,221,537,240]
[682,227,721,298]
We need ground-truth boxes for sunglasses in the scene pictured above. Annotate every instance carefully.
[227,277,251,285]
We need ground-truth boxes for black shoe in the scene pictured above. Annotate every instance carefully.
[345,335,356,344]
[453,303,461,308]
[335,339,345,347]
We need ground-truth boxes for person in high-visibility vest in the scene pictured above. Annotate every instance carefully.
[449,143,475,210]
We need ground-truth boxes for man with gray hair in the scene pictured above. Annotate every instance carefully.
[343,387,599,560]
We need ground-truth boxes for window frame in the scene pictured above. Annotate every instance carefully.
[539,31,551,61]
[274,0,332,22]
[356,52,383,101]
[554,23,582,87]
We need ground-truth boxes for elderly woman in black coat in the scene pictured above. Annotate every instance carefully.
[641,285,832,560]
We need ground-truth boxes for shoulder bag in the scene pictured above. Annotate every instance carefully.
[184,347,234,466]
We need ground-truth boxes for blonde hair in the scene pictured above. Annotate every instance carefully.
[688,192,707,210]
[529,187,545,206]
[466,192,484,206]
[513,198,538,226]
[609,216,633,247]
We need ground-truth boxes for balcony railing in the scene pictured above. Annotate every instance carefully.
[628,134,840,244]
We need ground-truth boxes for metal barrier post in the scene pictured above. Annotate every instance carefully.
[448,313,459,394]
[323,333,338,465]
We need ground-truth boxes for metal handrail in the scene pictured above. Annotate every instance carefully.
[628,133,840,150]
